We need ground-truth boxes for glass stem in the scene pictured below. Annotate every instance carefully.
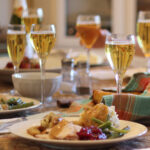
[39,58,46,107]
[86,48,90,70]
[147,58,150,73]
[14,65,19,73]
[25,34,34,58]
[115,74,123,94]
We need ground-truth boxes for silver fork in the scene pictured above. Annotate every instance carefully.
[0,117,27,131]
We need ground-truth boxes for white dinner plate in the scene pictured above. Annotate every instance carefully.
[0,94,41,114]
[10,117,147,149]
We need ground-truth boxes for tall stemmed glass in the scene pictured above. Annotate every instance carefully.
[30,24,56,107]
[76,15,101,67]
[21,8,43,58]
[105,34,135,94]
[7,24,26,73]
[137,11,150,72]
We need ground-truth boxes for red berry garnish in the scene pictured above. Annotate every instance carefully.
[77,126,107,140]
[6,62,13,68]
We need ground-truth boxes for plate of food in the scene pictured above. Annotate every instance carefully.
[0,94,41,114]
[0,56,61,83]
[66,49,107,67]
[10,102,147,149]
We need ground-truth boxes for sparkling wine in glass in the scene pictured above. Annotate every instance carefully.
[30,24,56,107]
[76,15,101,66]
[105,34,135,94]
[7,24,26,73]
[22,8,43,33]
[21,8,43,58]
[137,11,150,72]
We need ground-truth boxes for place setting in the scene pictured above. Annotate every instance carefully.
[1,0,150,150]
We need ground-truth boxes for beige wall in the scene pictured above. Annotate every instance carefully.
[31,0,57,25]
[0,0,13,26]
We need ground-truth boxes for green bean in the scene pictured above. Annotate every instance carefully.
[98,121,111,129]
[7,98,17,105]
[92,117,104,125]
[110,127,129,134]
[108,132,123,139]
[9,102,34,110]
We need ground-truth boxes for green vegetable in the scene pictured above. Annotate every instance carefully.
[92,117,104,125]
[91,118,130,139]
[98,121,111,129]
[110,126,129,134]
[7,98,18,105]
[9,102,34,110]
[108,131,123,139]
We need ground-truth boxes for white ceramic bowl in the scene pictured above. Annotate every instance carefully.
[12,72,62,98]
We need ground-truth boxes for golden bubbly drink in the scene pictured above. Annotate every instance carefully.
[76,23,100,49]
[7,31,26,67]
[30,31,56,59]
[22,16,39,33]
[137,21,150,57]
[105,42,135,76]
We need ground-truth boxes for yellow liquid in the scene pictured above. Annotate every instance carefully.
[76,24,100,49]
[105,43,135,76]
[30,32,56,59]
[7,33,26,67]
[137,21,150,57]
[22,16,39,33]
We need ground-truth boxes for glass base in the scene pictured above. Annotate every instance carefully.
[9,89,18,96]
[39,96,53,111]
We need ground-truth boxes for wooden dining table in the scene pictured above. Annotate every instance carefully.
[0,65,150,150]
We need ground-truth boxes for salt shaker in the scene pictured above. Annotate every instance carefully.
[60,58,76,94]
[76,61,92,95]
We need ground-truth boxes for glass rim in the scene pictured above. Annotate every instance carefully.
[7,24,26,34]
[31,24,55,28]
[77,14,100,17]
[7,24,26,28]
[30,24,56,33]
[105,34,135,44]
[106,33,135,37]
[76,14,101,24]
[138,11,150,22]
[22,8,43,18]
[23,8,42,11]
[138,11,150,14]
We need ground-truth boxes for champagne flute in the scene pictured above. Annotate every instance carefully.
[30,24,56,107]
[76,15,101,67]
[7,24,26,73]
[22,8,43,33]
[105,34,135,94]
[21,8,43,58]
[137,11,150,72]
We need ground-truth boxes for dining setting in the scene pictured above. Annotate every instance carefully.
[1,0,150,150]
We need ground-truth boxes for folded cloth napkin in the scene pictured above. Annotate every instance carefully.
[103,94,150,121]
[122,72,150,93]
[102,72,150,93]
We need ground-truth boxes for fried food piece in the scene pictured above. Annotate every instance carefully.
[78,103,109,127]
[41,112,63,129]
[92,90,113,104]
[27,126,41,136]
